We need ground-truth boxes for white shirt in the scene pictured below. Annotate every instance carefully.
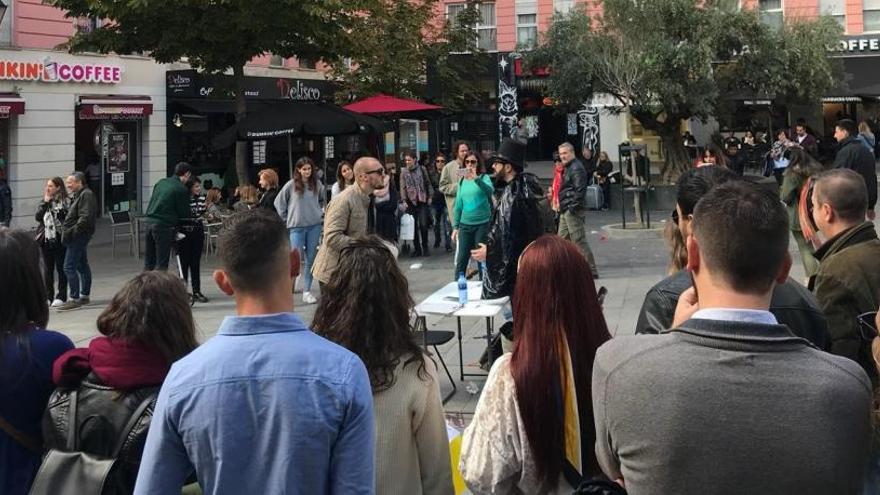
[692,308,778,325]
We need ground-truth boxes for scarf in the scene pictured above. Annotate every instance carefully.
[551,163,565,209]
[403,165,428,204]
[52,336,171,390]
[43,197,67,242]
[559,336,583,479]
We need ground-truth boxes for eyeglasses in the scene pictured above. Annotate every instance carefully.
[465,159,478,164]
[857,311,878,343]
[364,168,385,176]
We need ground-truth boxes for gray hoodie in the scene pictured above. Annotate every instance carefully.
[274,179,325,228]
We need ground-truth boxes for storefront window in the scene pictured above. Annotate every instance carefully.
[865,0,880,32]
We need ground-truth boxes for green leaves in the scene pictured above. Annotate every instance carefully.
[529,0,842,179]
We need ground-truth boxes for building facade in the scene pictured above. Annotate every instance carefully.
[0,0,329,229]
[433,0,880,165]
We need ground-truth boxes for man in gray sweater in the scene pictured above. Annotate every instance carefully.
[592,180,872,495]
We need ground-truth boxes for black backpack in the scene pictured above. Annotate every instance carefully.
[29,389,157,495]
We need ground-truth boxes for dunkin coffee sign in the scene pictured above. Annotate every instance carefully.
[0,58,122,84]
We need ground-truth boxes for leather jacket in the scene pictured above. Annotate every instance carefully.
[42,373,158,494]
[483,172,545,300]
[635,270,830,350]
[559,159,588,213]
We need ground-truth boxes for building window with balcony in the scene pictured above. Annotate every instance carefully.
[820,0,845,29]
[447,2,497,51]
[758,0,783,30]
[865,0,880,32]
[517,14,538,49]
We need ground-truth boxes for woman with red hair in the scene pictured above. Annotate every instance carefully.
[460,234,612,494]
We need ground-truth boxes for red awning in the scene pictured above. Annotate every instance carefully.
[343,94,443,115]
[0,95,25,119]
[77,95,153,120]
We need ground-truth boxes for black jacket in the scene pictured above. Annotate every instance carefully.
[0,180,11,226]
[42,374,158,494]
[483,172,545,300]
[259,187,279,212]
[635,270,830,350]
[559,158,588,213]
[833,136,878,209]
[61,187,98,243]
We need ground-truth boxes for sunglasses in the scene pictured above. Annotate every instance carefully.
[435,158,446,163]
[465,159,478,164]
[364,168,385,176]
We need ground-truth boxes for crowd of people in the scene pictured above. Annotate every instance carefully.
[3,116,880,494]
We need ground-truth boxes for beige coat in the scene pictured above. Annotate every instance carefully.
[311,184,370,285]
[439,159,464,223]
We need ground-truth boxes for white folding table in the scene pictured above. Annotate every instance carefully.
[414,281,510,381]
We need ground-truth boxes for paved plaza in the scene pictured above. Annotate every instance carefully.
[48,208,810,422]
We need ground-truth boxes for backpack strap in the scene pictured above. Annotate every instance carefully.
[111,392,157,458]
[66,389,78,451]
[0,413,42,453]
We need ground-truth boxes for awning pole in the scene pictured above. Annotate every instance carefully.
[287,134,293,180]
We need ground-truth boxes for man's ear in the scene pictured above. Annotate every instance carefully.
[685,235,701,274]
[290,250,301,279]
[214,269,234,296]
[775,251,793,285]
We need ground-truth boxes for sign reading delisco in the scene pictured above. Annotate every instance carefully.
[0,58,122,84]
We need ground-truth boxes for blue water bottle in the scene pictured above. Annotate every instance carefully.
[457,273,468,306]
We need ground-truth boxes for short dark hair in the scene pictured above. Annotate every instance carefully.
[693,181,789,294]
[97,272,198,364]
[69,171,86,184]
[174,161,192,177]
[836,119,858,136]
[814,168,868,223]
[676,166,738,216]
[0,228,48,337]
[185,176,201,192]
[402,150,417,160]
[218,209,289,293]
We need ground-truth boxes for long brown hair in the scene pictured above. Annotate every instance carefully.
[294,157,319,194]
[335,160,353,192]
[258,168,279,190]
[311,236,427,392]
[205,187,222,207]
[48,176,68,201]
[96,272,198,364]
[238,185,259,205]
[0,228,48,338]
[510,235,611,484]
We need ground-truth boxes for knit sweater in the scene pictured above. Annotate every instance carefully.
[274,180,325,229]
[373,356,453,495]
[452,175,494,229]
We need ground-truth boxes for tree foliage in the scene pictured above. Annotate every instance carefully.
[48,0,375,184]
[529,0,842,180]
[328,0,490,112]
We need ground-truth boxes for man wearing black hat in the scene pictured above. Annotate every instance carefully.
[471,138,545,300]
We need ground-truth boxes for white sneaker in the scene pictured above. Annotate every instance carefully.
[50,299,64,307]
[302,291,318,305]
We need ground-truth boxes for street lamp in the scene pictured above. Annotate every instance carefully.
[0,1,7,26]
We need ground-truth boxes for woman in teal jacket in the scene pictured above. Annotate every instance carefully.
[452,152,495,278]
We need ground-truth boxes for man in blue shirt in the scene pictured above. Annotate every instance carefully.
[135,209,375,494]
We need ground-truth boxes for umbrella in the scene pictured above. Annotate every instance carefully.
[212,100,386,149]
[343,94,443,117]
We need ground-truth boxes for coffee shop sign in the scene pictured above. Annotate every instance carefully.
[835,37,880,53]
[0,57,122,84]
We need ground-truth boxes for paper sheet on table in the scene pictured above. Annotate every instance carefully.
[417,301,462,316]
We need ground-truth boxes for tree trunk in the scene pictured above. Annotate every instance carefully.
[233,64,249,186]
[658,127,692,184]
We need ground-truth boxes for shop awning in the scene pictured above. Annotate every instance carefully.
[344,94,443,115]
[77,95,153,120]
[211,100,387,149]
[0,95,25,118]
[825,57,880,100]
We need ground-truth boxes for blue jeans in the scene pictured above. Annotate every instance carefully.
[290,224,322,292]
[64,236,92,299]
[432,203,452,249]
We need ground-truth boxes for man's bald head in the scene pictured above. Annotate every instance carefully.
[353,157,381,176]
